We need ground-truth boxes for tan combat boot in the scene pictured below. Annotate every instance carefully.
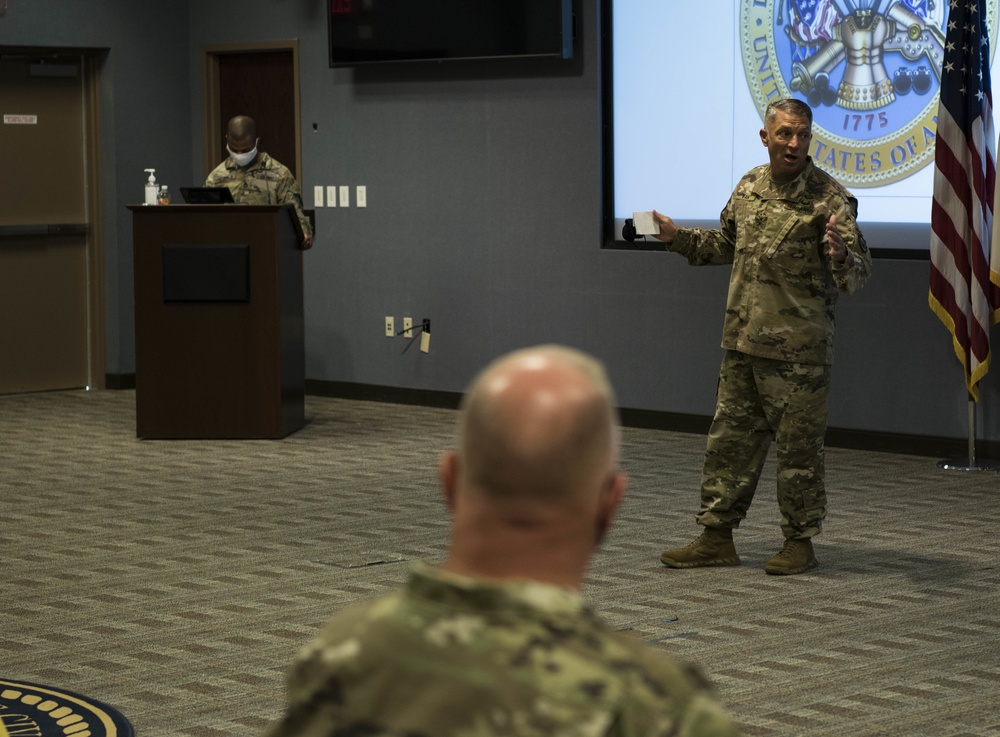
[764,538,818,575]
[659,527,740,568]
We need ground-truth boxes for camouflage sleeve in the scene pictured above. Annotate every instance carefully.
[203,163,244,205]
[273,170,312,236]
[668,197,738,267]
[204,163,226,190]
[615,643,741,737]
[261,622,365,737]
[826,194,871,295]
[677,692,741,737]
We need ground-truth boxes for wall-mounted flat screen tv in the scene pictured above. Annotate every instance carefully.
[328,0,574,67]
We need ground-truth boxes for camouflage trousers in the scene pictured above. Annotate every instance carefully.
[696,350,830,539]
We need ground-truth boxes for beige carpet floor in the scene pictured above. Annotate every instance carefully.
[2,390,998,737]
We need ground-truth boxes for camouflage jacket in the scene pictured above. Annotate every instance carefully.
[204,152,312,236]
[670,159,871,364]
[263,563,739,737]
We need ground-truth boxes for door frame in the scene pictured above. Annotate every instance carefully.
[200,40,302,183]
[83,52,106,390]
[0,46,106,391]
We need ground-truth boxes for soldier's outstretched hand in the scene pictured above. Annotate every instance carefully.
[652,211,678,243]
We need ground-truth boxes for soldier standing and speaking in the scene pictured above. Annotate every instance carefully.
[654,98,871,575]
[205,115,313,249]
[263,345,738,736]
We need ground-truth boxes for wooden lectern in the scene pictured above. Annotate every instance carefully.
[129,204,305,439]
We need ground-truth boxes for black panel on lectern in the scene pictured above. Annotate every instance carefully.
[162,243,250,303]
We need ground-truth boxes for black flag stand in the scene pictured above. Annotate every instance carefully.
[937,397,1000,472]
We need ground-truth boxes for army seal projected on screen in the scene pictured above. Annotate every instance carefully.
[740,0,998,187]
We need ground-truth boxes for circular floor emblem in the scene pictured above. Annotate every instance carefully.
[0,680,133,737]
[741,0,998,187]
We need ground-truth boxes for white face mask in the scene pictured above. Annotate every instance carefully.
[227,141,258,167]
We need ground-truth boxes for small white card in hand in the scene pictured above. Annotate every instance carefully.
[632,211,659,235]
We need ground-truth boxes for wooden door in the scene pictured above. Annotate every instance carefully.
[211,49,297,177]
[0,54,93,394]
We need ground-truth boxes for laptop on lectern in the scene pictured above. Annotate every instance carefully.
[179,186,235,204]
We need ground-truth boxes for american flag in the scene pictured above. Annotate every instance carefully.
[929,0,1000,400]
[789,0,840,46]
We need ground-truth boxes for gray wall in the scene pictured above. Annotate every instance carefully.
[5,0,998,444]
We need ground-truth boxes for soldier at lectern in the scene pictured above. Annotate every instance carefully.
[206,115,313,249]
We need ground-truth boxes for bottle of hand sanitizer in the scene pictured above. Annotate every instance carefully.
[144,169,158,205]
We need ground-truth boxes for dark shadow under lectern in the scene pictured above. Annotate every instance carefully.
[129,204,305,439]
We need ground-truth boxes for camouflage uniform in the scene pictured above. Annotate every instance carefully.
[264,563,739,737]
[205,152,312,238]
[669,158,870,539]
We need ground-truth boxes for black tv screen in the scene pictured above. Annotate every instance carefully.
[328,0,574,66]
